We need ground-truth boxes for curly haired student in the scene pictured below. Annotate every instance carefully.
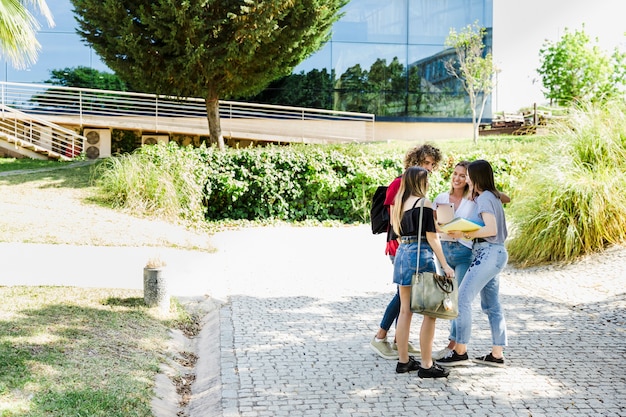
[369,144,442,360]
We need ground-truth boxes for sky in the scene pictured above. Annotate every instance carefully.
[2,0,624,113]
[1,0,109,84]
[493,0,625,112]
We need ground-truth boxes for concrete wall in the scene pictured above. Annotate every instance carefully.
[373,121,473,143]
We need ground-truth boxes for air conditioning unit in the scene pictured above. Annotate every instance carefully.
[141,134,169,146]
[83,128,112,159]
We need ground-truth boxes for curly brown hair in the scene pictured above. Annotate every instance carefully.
[403,143,442,170]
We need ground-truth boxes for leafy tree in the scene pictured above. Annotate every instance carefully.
[70,0,347,150]
[46,66,128,91]
[367,57,406,115]
[444,21,496,143]
[0,0,54,69]
[537,26,626,106]
[297,68,335,109]
[248,68,334,109]
[335,63,368,113]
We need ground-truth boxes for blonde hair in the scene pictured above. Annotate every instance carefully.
[391,166,429,236]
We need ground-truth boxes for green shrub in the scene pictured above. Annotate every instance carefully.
[93,142,208,223]
[198,143,404,222]
[93,139,529,225]
[506,100,626,265]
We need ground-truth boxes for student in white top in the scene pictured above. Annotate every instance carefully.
[432,161,479,359]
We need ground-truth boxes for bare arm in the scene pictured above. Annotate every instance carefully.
[426,231,454,278]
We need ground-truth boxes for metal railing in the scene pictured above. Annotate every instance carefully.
[0,104,83,160]
[0,81,375,144]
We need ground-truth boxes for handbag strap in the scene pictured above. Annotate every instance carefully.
[415,198,425,273]
[414,199,452,286]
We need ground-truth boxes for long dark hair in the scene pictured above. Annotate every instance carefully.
[468,159,500,198]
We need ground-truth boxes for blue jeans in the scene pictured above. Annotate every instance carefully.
[380,289,400,331]
[441,241,472,341]
[454,241,508,347]
[380,255,399,331]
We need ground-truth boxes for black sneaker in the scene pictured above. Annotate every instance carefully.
[396,356,420,373]
[435,349,470,367]
[473,352,505,367]
[418,363,450,379]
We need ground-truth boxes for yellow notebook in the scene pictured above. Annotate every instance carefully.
[438,217,482,233]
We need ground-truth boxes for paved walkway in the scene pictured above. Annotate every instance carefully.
[2,225,625,416]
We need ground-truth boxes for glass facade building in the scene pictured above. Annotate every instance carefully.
[290,0,493,121]
[2,0,493,123]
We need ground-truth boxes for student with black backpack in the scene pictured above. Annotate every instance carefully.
[369,144,443,360]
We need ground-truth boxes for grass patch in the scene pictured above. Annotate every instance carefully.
[0,158,72,173]
[0,162,95,188]
[0,286,187,417]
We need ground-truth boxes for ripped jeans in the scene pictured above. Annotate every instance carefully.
[453,241,508,347]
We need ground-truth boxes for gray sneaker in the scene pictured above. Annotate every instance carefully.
[369,337,398,360]
[392,341,421,355]
[432,347,452,360]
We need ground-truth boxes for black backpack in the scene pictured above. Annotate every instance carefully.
[370,185,390,234]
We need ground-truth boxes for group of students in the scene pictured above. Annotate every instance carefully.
[369,144,509,379]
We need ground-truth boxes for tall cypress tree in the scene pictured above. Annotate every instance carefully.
[71,0,347,150]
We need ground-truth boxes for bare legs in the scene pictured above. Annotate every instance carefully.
[419,315,436,369]
[396,285,436,367]
[395,285,412,363]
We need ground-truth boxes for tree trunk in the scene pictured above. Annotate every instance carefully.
[205,96,225,151]
[471,107,479,144]
[475,93,489,144]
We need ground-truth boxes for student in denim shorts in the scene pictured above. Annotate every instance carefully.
[390,166,454,378]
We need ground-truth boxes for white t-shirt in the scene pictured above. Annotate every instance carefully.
[433,192,478,249]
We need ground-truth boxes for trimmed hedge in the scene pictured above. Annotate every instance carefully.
[196,144,403,222]
[96,141,522,224]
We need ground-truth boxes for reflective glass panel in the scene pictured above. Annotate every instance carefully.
[333,0,408,44]
[408,0,489,45]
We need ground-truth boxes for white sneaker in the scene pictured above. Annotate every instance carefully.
[369,337,398,360]
[432,347,452,360]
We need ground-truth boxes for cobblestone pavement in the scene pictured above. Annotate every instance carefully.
[4,225,623,416]
[187,226,626,417]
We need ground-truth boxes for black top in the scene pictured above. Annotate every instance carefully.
[399,199,436,239]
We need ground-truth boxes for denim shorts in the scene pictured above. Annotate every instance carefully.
[393,242,436,286]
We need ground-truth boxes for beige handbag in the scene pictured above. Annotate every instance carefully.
[409,198,459,320]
